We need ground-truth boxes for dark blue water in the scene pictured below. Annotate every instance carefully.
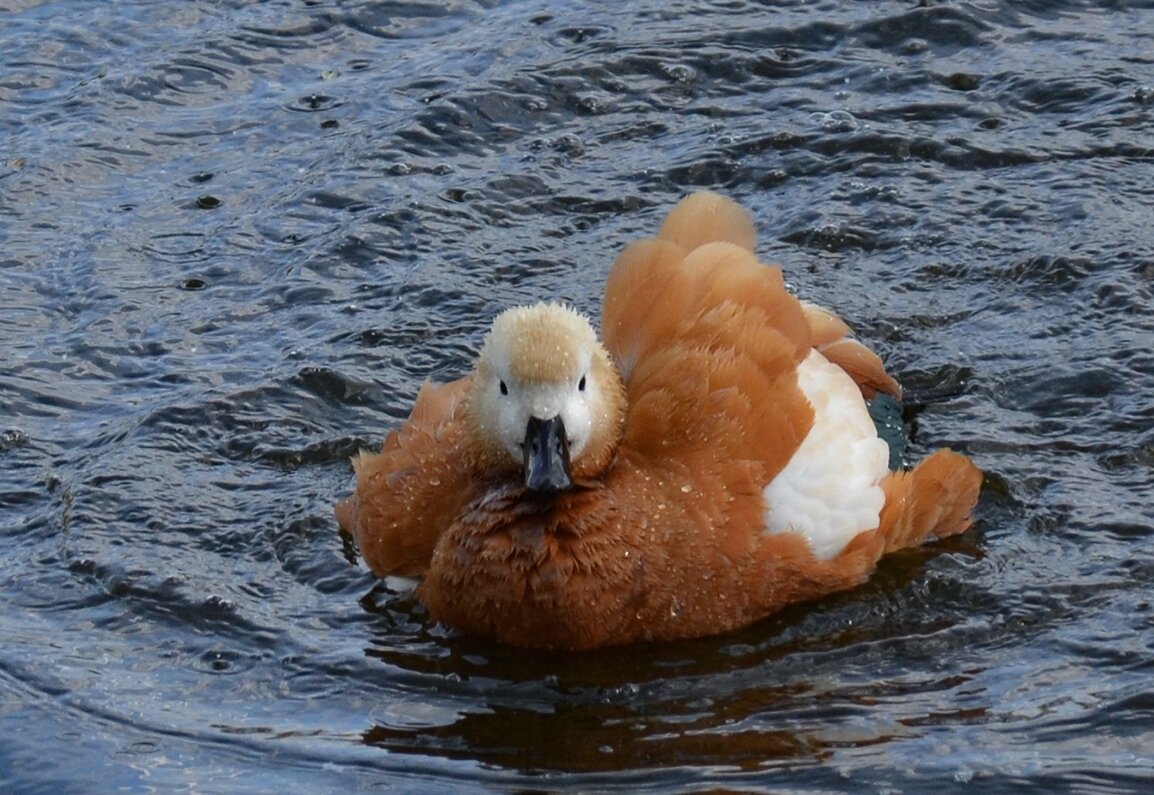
[3,1,1154,791]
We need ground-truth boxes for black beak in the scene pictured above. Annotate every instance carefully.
[523,415,572,493]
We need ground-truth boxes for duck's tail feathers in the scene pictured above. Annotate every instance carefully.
[872,449,982,555]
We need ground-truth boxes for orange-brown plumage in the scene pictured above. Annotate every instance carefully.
[335,191,982,650]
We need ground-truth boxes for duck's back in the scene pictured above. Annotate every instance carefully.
[590,192,981,642]
[603,194,835,544]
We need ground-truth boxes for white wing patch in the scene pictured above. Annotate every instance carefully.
[762,350,890,560]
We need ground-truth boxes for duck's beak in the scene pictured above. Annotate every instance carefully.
[523,415,572,493]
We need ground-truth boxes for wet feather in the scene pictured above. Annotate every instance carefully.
[335,191,982,650]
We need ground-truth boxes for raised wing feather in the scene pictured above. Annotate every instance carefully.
[602,194,816,493]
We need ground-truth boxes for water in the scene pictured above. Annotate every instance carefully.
[3,0,1154,791]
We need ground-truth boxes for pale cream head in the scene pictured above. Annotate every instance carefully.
[465,302,626,482]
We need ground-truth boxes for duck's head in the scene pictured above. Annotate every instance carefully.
[464,303,626,493]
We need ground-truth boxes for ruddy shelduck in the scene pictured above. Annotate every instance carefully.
[336,191,982,650]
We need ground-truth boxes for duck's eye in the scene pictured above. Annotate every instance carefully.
[499,380,508,396]
[578,374,586,392]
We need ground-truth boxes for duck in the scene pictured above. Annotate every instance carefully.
[335,191,982,650]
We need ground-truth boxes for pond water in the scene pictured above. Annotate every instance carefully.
[3,0,1154,792]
